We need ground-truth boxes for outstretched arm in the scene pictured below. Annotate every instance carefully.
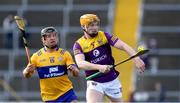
[113,39,145,73]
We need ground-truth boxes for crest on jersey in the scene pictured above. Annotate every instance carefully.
[49,57,55,63]
[93,49,100,57]
[90,42,95,49]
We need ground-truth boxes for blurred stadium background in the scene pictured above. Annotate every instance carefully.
[0,0,179,102]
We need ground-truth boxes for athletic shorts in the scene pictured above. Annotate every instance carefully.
[87,77,122,99]
[45,89,77,102]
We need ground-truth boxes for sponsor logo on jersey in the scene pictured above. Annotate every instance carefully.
[58,57,63,62]
[39,59,46,62]
[90,54,107,63]
[49,66,58,73]
[44,71,65,78]
[93,49,100,57]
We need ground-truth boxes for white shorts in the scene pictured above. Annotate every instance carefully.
[87,78,122,99]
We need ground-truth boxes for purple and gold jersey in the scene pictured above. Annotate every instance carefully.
[73,31,119,83]
[31,47,74,101]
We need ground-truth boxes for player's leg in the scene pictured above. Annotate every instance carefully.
[106,95,122,102]
[86,89,104,103]
[104,78,122,102]
[86,81,104,103]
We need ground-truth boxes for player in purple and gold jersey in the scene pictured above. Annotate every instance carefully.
[73,14,145,102]
[23,27,79,102]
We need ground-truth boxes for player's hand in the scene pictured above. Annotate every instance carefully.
[67,64,79,77]
[98,65,112,73]
[23,63,36,78]
[134,57,145,73]
[26,64,36,73]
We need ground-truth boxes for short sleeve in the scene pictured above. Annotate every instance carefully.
[104,32,119,46]
[31,53,37,66]
[73,42,83,55]
[65,51,75,66]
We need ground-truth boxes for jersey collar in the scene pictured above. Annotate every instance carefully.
[44,46,59,52]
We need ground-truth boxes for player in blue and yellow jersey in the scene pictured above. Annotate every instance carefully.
[23,26,79,102]
[73,14,145,103]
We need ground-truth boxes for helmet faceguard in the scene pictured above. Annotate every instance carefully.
[41,26,58,49]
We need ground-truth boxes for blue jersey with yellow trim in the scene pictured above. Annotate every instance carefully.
[31,47,75,101]
[73,31,119,83]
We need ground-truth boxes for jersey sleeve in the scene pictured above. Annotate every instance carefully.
[65,51,75,66]
[73,42,83,55]
[31,53,37,66]
[104,32,119,46]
